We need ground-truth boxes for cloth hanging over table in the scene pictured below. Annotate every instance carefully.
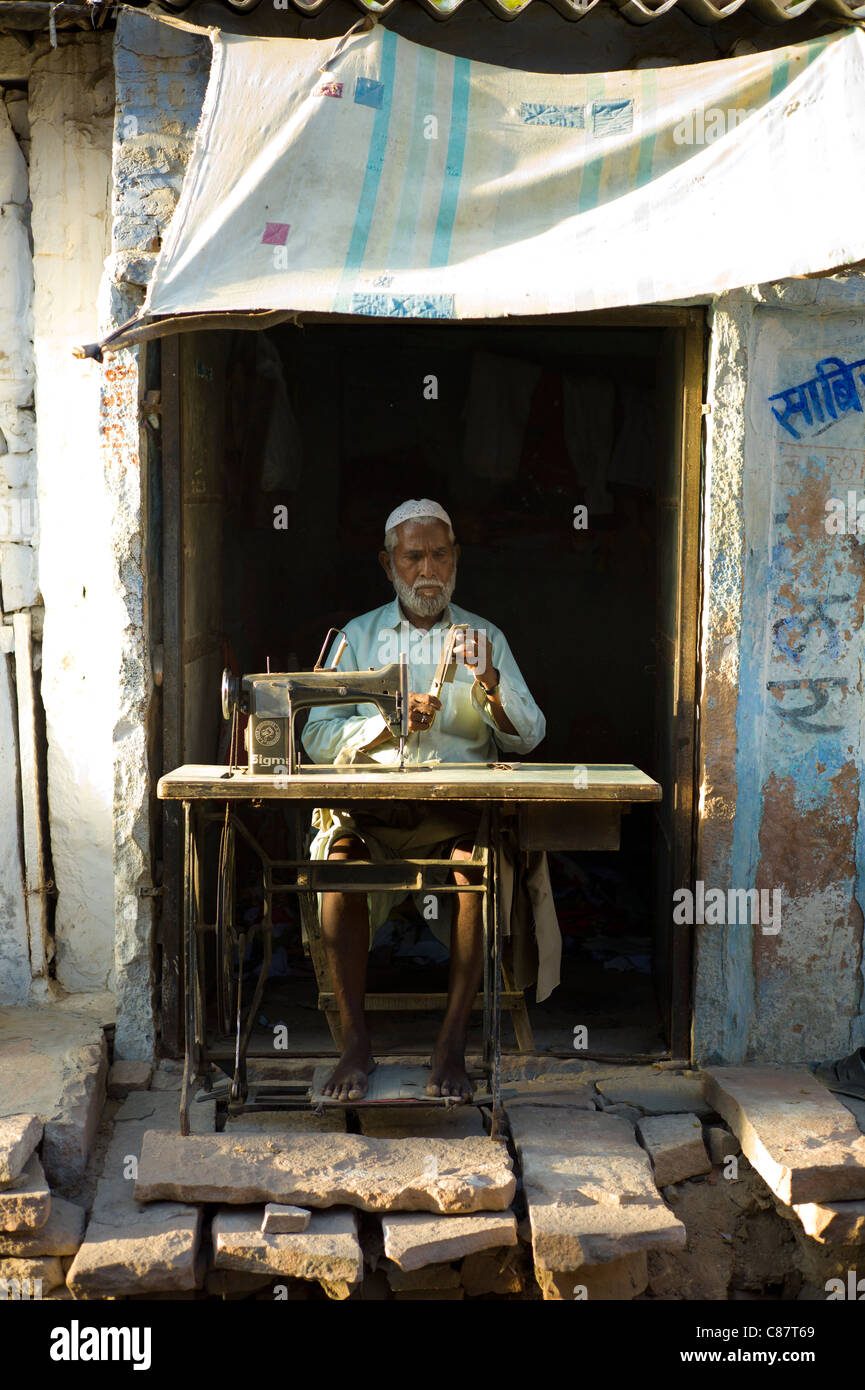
[141,24,865,324]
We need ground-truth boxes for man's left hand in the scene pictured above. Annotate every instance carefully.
[453,629,498,691]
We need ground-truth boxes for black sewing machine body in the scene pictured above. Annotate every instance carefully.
[221,658,409,773]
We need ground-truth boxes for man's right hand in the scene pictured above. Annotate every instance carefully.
[408,692,442,732]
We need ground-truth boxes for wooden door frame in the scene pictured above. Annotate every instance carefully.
[154,307,705,1059]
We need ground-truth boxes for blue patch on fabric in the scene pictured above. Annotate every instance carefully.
[349,293,455,319]
[355,77,385,110]
[520,102,585,129]
[591,99,633,136]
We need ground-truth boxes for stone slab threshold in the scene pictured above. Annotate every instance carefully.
[792,1199,865,1244]
[213,1207,362,1300]
[135,1132,515,1214]
[509,1106,686,1274]
[66,1090,213,1297]
[0,1004,108,1188]
[703,1066,865,1205]
[0,1155,51,1232]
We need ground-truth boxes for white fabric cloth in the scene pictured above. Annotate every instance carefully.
[142,25,865,321]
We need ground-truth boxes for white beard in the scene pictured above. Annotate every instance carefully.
[392,567,457,620]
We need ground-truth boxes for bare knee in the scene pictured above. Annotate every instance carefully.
[327,836,365,861]
[450,838,478,888]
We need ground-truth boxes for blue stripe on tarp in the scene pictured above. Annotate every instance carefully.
[349,292,455,318]
[388,44,438,271]
[333,27,398,312]
[575,74,606,213]
[769,53,791,98]
[430,56,471,269]
[635,68,657,190]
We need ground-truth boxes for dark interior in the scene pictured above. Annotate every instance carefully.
[161,322,678,1061]
[174,321,675,1059]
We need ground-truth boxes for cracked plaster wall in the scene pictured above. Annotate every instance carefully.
[29,36,116,1000]
[695,278,865,1064]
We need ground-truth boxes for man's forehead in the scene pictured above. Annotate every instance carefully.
[392,518,453,548]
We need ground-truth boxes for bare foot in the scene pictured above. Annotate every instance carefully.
[321,1037,376,1102]
[426,1041,473,1102]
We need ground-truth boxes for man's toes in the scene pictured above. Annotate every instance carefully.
[347,1083,366,1101]
[425,1079,442,1096]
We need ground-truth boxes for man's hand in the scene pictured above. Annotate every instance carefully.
[453,629,497,691]
[408,691,442,732]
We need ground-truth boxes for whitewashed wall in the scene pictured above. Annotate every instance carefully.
[29,37,116,996]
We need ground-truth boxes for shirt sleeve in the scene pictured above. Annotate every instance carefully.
[470,628,546,755]
[300,630,393,765]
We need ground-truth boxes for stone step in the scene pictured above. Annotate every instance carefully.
[595,1067,711,1116]
[0,1255,65,1296]
[509,1106,686,1273]
[66,1090,209,1297]
[0,1196,84,1258]
[135,1131,515,1214]
[213,1206,362,1297]
[0,1155,51,1233]
[261,1203,310,1234]
[538,1250,649,1301]
[383,1261,462,1292]
[106,1062,153,1099]
[0,1004,108,1188]
[0,1115,43,1189]
[382,1211,517,1272]
[358,1107,485,1139]
[792,1200,865,1244]
[636,1113,712,1187]
[702,1066,865,1204]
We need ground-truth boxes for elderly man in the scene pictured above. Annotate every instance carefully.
[302,499,546,1102]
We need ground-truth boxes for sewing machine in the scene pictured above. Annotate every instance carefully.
[157,626,662,1136]
[220,629,410,774]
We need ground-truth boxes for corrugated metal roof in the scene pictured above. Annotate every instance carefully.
[2,0,858,31]
[151,0,865,25]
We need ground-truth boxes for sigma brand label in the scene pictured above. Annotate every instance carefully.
[249,715,289,773]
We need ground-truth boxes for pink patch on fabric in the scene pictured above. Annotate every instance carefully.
[315,82,343,99]
[261,222,290,246]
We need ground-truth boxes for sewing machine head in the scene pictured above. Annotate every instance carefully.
[221,631,409,774]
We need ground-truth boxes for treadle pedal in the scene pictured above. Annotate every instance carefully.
[308,1061,497,1108]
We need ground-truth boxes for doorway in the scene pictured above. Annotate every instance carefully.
[152,310,703,1062]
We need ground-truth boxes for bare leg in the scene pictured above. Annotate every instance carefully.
[427,840,483,1102]
[320,836,376,1101]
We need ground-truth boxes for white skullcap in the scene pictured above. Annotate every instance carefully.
[385,498,453,534]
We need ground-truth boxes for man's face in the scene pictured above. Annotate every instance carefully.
[379,519,459,620]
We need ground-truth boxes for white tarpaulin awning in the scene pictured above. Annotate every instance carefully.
[136,23,865,328]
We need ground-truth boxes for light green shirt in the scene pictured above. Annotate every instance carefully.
[301,597,545,766]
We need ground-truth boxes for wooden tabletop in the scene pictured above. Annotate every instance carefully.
[157,762,661,803]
